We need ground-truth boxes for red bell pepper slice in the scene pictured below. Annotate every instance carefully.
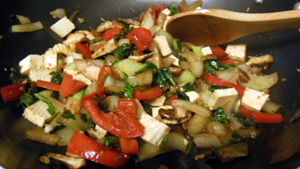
[239,105,283,123]
[97,65,112,86]
[219,59,235,66]
[210,46,228,57]
[36,80,60,91]
[103,28,122,41]
[75,43,92,59]
[83,100,144,138]
[67,131,129,167]
[1,82,25,103]
[160,4,166,11]
[150,4,160,22]
[167,95,179,106]
[133,86,163,101]
[118,98,139,154]
[178,5,185,12]
[80,84,105,107]
[59,75,86,98]
[125,27,152,52]
[203,73,245,96]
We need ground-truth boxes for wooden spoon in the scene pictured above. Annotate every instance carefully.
[165,8,300,46]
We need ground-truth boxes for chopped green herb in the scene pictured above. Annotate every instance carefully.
[176,83,197,101]
[145,63,175,88]
[124,81,134,98]
[209,85,231,91]
[10,66,27,84]
[232,133,244,143]
[203,60,216,76]
[19,92,36,109]
[233,112,257,129]
[80,114,88,122]
[159,137,167,151]
[87,118,96,129]
[210,107,230,123]
[142,103,153,115]
[86,36,103,44]
[178,55,187,65]
[114,26,134,40]
[112,43,132,59]
[168,4,180,16]
[50,72,63,84]
[35,93,54,116]
[208,60,236,71]
[172,39,183,52]
[103,136,116,147]
[93,95,109,113]
[62,110,75,120]
[186,139,192,152]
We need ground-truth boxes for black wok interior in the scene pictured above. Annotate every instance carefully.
[0,0,299,169]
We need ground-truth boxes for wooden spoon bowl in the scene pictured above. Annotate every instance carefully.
[166,8,300,46]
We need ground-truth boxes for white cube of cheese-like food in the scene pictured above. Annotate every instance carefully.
[91,38,118,59]
[157,8,171,28]
[138,112,171,146]
[185,91,200,103]
[43,48,57,72]
[165,54,180,67]
[153,36,172,57]
[241,88,269,112]
[201,46,213,56]
[143,95,166,107]
[87,125,107,140]
[23,100,55,127]
[207,88,238,110]
[29,69,52,82]
[72,73,92,85]
[50,17,75,38]
[19,54,44,75]
[225,44,246,62]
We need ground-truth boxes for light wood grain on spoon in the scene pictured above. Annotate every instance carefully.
[166,8,300,46]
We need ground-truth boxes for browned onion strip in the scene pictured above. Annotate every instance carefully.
[16,15,31,25]
[238,68,250,83]
[69,10,81,22]
[201,54,219,61]
[11,21,44,32]
[26,130,60,146]
[289,108,300,123]
[215,142,249,163]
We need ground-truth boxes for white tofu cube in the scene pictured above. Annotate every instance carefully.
[87,125,107,140]
[50,17,75,38]
[23,100,54,127]
[225,44,246,62]
[241,88,269,112]
[201,46,213,56]
[207,88,238,110]
[29,69,52,82]
[19,54,44,75]
[72,73,92,85]
[185,91,200,103]
[143,95,166,107]
[63,62,79,75]
[43,48,57,72]
[165,54,180,67]
[153,36,172,57]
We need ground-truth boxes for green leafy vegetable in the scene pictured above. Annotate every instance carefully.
[203,60,216,76]
[58,53,67,60]
[114,26,134,40]
[208,60,236,71]
[172,39,183,52]
[10,66,27,84]
[50,72,63,84]
[124,81,134,98]
[233,112,257,129]
[191,46,204,57]
[232,133,244,143]
[86,36,102,44]
[87,118,96,129]
[176,83,197,101]
[209,85,231,91]
[142,103,153,115]
[103,136,116,147]
[159,137,167,151]
[112,43,132,59]
[210,107,230,123]
[35,93,54,115]
[93,95,109,113]
[186,139,192,152]
[80,114,88,122]
[19,91,36,109]
[168,4,180,16]
[62,110,75,119]
[116,21,130,29]
[178,55,187,65]
[145,63,175,88]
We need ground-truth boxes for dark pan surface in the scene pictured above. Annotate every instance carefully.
[0,0,299,169]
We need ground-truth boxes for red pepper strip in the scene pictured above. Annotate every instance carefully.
[97,65,112,86]
[1,82,24,103]
[83,100,144,138]
[67,131,129,167]
[210,46,228,57]
[133,87,163,101]
[75,43,92,59]
[239,105,283,123]
[118,98,139,154]
[59,75,86,98]
[167,95,179,106]
[203,73,245,96]
[125,27,152,52]
[160,4,166,11]
[219,59,235,66]
[103,28,122,41]
[150,4,160,22]
[178,5,185,12]
[80,84,105,107]
[36,80,61,91]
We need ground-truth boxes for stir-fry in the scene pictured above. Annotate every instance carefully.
[2,0,295,168]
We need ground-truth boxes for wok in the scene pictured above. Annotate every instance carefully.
[0,0,299,169]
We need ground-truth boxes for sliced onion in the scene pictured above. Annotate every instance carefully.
[193,133,222,148]
[187,114,208,135]
[85,81,98,95]
[236,128,260,139]
[179,0,202,11]
[262,100,281,114]
[11,21,44,32]
[16,15,31,25]
[127,70,153,87]
[156,29,174,47]
[182,52,204,78]
[290,108,300,123]
[163,132,190,154]
[204,122,227,137]
[215,69,239,83]
[141,8,155,30]
[104,95,119,112]
[172,99,212,118]
[69,10,81,22]
[238,72,278,91]
[26,130,60,146]
[50,8,67,19]
[218,129,233,146]
[223,97,243,130]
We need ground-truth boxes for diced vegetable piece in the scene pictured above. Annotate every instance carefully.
[193,133,222,148]
[11,21,44,32]
[163,132,190,154]
[103,28,122,41]
[262,100,281,114]
[36,80,61,91]
[127,70,153,87]
[50,17,75,38]
[115,59,147,76]
[172,99,212,118]
[125,27,152,51]
[76,43,92,59]
[239,105,283,123]
[186,114,208,135]
[215,142,249,163]
[60,75,86,98]
[178,70,196,84]
[26,130,60,146]
[133,87,163,101]
[1,82,24,102]
[210,46,228,57]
